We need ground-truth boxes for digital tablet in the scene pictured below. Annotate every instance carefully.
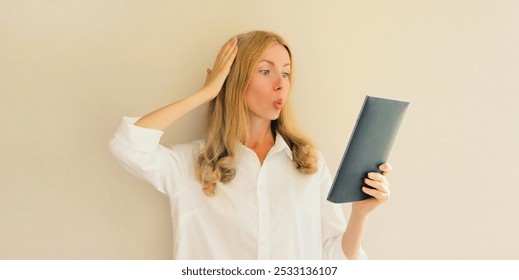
[327,95,410,203]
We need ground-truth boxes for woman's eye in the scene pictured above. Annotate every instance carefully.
[282,72,290,78]
[260,70,270,75]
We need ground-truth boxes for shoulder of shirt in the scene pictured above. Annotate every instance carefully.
[164,139,205,159]
[274,131,328,172]
[314,150,331,174]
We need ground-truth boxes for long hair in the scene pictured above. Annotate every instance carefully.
[196,30,318,196]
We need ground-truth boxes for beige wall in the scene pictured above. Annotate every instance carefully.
[1,0,518,259]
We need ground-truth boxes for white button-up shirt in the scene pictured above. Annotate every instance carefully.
[109,117,366,260]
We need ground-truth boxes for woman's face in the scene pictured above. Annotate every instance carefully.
[244,44,291,122]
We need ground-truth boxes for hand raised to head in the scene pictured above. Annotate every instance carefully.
[202,37,238,100]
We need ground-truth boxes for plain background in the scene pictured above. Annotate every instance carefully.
[1,0,518,259]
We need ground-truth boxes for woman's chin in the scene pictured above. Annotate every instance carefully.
[271,111,282,120]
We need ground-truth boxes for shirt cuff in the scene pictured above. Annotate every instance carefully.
[356,247,368,260]
[113,116,164,153]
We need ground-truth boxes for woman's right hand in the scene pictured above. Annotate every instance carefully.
[134,37,238,131]
[202,36,238,101]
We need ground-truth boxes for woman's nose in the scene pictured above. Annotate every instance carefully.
[274,76,286,91]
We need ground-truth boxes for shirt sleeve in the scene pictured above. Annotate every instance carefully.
[108,116,189,196]
[318,153,368,260]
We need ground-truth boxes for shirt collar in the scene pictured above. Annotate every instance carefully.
[236,131,293,161]
[272,131,293,160]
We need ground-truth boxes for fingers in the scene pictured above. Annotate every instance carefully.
[362,186,390,202]
[367,172,388,186]
[227,37,238,63]
[203,37,238,94]
[367,171,386,182]
[364,168,391,202]
[208,37,238,79]
[364,177,390,194]
[214,37,238,69]
[226,36,238,56]
[379,163,392,176]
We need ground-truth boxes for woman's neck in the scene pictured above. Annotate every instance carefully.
[245,119,273,148]
[244,119,274,164]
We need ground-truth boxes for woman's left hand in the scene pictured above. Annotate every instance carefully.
[351,163,392,218]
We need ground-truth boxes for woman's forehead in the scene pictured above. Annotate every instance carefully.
[259,44,291,66]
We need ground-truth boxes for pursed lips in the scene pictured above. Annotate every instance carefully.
[273,98,284,110]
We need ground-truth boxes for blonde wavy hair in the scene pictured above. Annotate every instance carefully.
[196,30,318,196]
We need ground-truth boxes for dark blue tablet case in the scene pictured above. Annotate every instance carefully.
[327,96,410,204]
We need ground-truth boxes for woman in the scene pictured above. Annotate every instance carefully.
[109,30,391,260]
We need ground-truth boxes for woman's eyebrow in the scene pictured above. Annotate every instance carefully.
[259,59,291,67]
